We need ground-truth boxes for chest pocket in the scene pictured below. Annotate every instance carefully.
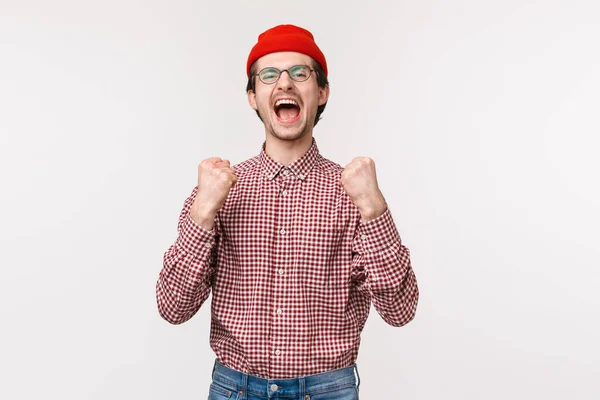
[298,222,347,288]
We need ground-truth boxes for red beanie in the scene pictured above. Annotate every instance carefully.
[246,24,327,77]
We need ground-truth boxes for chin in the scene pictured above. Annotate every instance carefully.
[269,119,309,141]
[271,129,306,141]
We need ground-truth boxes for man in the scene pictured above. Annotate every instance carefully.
[156,24,419,400]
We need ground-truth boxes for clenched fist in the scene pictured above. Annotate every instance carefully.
[341,157,387,222]
[190,157,238,230]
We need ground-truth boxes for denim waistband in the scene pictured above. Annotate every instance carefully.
[211,360,360,399]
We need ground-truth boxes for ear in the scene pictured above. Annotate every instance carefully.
[318,84,330,106]
[247,90,258,111]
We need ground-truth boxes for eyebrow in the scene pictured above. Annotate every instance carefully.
[260,64,307,70]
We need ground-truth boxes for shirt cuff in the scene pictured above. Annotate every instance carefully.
[175,213,217,257]
[357,208,401,253]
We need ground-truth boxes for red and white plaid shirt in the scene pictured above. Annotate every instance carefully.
[156,138,418,378]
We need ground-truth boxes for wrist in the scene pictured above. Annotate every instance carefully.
[189,203,217,231]
[358,196,387,222]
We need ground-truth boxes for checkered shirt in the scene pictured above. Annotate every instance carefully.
[156,138,419,378]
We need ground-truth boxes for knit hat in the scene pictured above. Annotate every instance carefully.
[246,24,327,77]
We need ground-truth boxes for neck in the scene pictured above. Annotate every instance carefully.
[264,132,313,165]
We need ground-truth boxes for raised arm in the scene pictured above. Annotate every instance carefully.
[156,158,237,324]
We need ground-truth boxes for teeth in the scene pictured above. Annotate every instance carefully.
[275,99,298,107]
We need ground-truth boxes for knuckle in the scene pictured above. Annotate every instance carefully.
[200,160,213,169]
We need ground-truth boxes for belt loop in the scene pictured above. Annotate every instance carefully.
[240,372,248,400]
[354,364,361,393]
[299,375,306,399]
[212,359,217,379]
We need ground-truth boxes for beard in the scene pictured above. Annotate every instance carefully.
[268,121,309,141]
[258,104,312,142]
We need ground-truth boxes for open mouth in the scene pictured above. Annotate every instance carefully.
[274,98,301,123]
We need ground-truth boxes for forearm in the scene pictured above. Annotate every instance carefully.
[156,188,219,324]
[352,209,419,327]
[156,229,216,324]
[361,242,419,326]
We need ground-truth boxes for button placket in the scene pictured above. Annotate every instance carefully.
[270,166,296,369]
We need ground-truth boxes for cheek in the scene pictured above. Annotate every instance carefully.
[254,90,272,111]
[302,88,321,109]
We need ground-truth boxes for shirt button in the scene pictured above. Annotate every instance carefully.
[271,384,279,392]
[361,234,368,240]
[282,190,288,196]
[278,269,284,275]
[204,242,212,248]
[282,169,289,176]
[280,228,286,235]
[275,349,281,355]
[276,309,283,315]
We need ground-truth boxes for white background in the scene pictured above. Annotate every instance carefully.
[1,1,599,399]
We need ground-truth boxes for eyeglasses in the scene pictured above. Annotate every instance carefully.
[253,65,315,84]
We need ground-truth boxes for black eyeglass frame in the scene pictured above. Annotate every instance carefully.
[252,65,316,84]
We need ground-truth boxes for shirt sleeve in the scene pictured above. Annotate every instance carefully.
[351,208,419,327]
[156,187,219,324]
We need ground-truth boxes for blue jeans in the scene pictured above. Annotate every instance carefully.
[208,360,360,400]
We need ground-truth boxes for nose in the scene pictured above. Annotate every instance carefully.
[276,70,295,91]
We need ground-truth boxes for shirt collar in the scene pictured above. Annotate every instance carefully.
[260,137,320,181]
